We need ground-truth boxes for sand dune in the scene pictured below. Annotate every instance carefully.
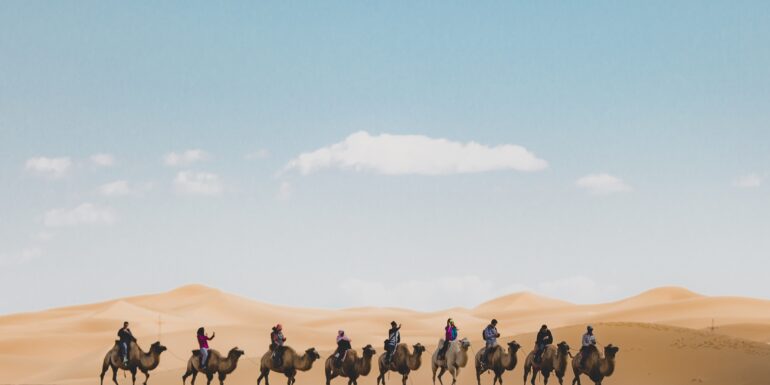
[1,285,769,385]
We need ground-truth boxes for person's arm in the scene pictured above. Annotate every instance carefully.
[208,332,215,340]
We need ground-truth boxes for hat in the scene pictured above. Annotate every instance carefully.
[587,325,593,330]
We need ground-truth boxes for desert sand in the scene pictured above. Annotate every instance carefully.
[1,285,769,385]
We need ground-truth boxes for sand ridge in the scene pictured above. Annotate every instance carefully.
[1,285,769,385]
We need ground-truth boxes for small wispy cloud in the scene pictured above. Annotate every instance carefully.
[90,153,115,167]
[98,180,152,197]
[174,171,223,196]
[164,149,209,167]
[44,203,117,227]
[25,157,72,179]
[283,131,548,176]
[576,173,632,195]
[276,181,293,201]
[245,149,270,160]
[734,173,763,188]
[0,247,42,266]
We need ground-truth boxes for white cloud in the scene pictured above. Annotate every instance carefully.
[537,276,618,304]
[0,247,42,266]
[276,181,292,200]
[99,180,131,196]
[174,171,223,196]
[734,173,762,188]
[33,231,55,242]
[245,149,270,160]
[576,173,632,195]
[283,131,548,176]
[90,153,115,167]
[44,203,117,227]
[164,149,209,167]
[338,275,530,310]
[25,157,72,178]
[97,180,152,197]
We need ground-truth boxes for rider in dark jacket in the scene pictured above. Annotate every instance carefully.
[384,321,401,364]
[534,324,553,363]
[117,321,136,365]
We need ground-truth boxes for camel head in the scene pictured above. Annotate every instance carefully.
[412,343,426,355]
[228,347,245,358]
[305,347,321,361]
[604,344,619,358]
[458,338,471,350]
[362,344,376,358]
[556,341,570,355]
[150,341,168,354]
[507,340,521,353]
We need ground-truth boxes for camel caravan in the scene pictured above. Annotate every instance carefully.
[100,320,619,385]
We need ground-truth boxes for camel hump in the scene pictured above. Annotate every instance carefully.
[192,350,200,356]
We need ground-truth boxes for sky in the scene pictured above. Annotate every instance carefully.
[1,1,769,314]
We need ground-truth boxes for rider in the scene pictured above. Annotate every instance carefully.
[270,324,287,366]
[384,321,401,364]
[117,321,136,365]
[534,324,553,364]
[579,325,597,369]
[437,318,458,360]
[197,327,215,370]
[334,330,352,367]
[481,319,500,369]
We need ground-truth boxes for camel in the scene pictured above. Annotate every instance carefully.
[324,344,376,385]
[523,342,571,385]
[431,338,471,385]
[182,347,245,385]
[100,341,167,385]
[376,343,426,385]
[570,344,619,385]
[257,345,321,385]
[475,341,521,385]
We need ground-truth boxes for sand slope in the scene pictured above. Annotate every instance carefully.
[1,285,769,385]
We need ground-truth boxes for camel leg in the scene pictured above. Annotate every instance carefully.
[522,365,529,385]
[100,360,110,385]
[452,366,460,385]
[218,372,226,385]
[131,368,138,385]
[401,373,408,385]
[437,367,447,385]
[530,369,538,385]
[326,369,337,385]
[571,368,581,385]
[191,371,199,385]
[257,370,269,385]
[111,365,119,385]
[476,368,482,385]
[205,373,213,385]
[142,369,150,385]
[543,371,551,385]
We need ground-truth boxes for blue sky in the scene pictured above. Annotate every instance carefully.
[1,1,769,314]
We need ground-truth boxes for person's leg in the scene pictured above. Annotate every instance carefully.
[201,348,208,369]
[121,342,128,362]
[438,340,449,359]
[579,347,588,369]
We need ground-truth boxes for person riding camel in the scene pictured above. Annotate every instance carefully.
[579,325,597,369]
[437,318,458,360]
[270,324,287,366]
[334,330,352,368]
[384,321,401,364]
[481,319,500,369]
[197,327,215,370]
[117,321,136,365]
[534,324,553,364]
